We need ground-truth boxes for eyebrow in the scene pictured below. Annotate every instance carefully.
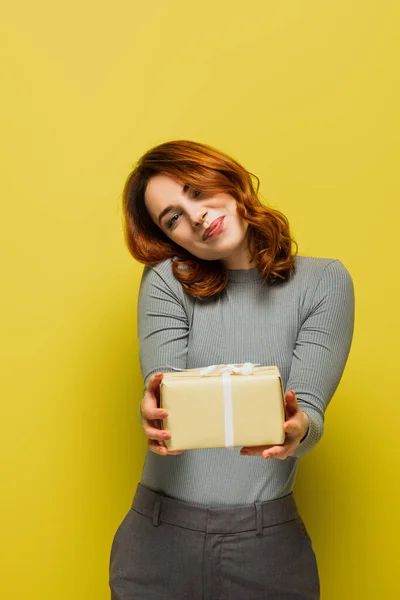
[157,184,190,226]
[158,204,177,226]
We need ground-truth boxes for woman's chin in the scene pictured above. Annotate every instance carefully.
[184,238,242,262]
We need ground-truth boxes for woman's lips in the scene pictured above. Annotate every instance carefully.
[203,217,224,240]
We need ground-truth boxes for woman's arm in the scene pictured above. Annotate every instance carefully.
[137,263,189,455]
[287,259,355,457]
[241,259,355,459]
[138,264,189,387]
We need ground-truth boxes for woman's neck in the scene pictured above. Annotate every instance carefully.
[221,246,257,270]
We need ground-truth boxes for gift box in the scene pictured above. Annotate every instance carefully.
[160,363,285,451]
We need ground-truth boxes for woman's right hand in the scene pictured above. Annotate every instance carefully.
[140,372,184,456]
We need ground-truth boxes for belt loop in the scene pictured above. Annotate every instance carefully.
[152,494,163,527]
[255,503,263,536]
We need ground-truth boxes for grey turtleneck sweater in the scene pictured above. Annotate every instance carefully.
[137,255,355,507]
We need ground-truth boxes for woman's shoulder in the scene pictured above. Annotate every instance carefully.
[292,255,353,298]
[294,255,352,280]
[142,256,174,277]
[140,257,191,303]
[141,257,180,289]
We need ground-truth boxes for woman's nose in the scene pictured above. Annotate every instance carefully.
[189,208,208,227]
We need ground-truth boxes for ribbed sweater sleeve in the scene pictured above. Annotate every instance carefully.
[137,265,189,389]
[288,259,355,457]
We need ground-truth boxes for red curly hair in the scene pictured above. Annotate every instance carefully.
[122,140,297,297]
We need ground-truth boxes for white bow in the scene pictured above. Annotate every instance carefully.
[198,362,259,377]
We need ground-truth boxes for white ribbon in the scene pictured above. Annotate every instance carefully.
[166,363,259,451]
[199,363,258,450]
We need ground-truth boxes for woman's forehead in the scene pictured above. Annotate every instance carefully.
[145,175,186,209]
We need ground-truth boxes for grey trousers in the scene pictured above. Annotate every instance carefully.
[109,484,320,600]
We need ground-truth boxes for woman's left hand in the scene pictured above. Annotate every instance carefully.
[240,390,309,460]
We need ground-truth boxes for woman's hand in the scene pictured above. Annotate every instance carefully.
[239,390,309,459]
[140,372,184,456]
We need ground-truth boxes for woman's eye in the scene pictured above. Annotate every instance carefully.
[166,213,181,229]
[183,184,201,198]
[165,189,201,229]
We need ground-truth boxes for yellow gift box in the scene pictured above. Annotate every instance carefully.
[160,363,285,451]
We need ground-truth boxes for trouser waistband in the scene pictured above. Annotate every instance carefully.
[132,483,299,535]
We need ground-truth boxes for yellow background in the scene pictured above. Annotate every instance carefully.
[1,1,399,598]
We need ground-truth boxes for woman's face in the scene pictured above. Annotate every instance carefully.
[144,174,251,266]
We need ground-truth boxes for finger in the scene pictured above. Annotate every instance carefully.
[141,403,168,420]
[148,440,184,456]
[240,445,275,456]
[142,374,166,417]
[149,439,168,456]
[285,390,298,405]
[143,424,171,441]
[140,386,168,419]
[262,443,296,460]
[282,418,302,435]
[147,372,164,394]
[144,373,164,406]
[284,390,299,417]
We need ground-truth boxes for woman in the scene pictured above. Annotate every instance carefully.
[109,139,355,599]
